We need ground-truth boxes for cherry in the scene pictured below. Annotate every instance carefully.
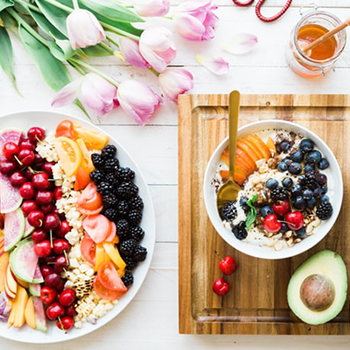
[40,264,54,278]
[215,251,237,275]
[42,162,55,177]
[212,278,230,296]
[22,200,39,217]
[56,220,71,238]
[59,289,76,307]
[56,279,66,293]
[54,187,63,201]
[9,171,27,187]
[272,199,291,217]
[41,203,54,215]
[0,161,17,175]
[46,302,64,320]
[263,214,282,233]
[17,149,35,166]
[32,172,50,190]
[36,191,54,206]
[42,255,56,264]
[19,182,36,200]
[27,127,45,144]
[57,316,74,331]
[27,210,44,228]
[19,138,35,151]
[23,168,35,180]
[52,207,65,221]
[32,229,48,243]
[53,239,70,255]
[44,273,61,288]
[33,153,45,169]
[34,240,51,257]
[3,142,19,160]
[53,255,68,273]
[65,304,77,317]
[43,213,60,231]
[40,286,57,304]
[285,211,304,231]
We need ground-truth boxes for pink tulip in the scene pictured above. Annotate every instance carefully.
[139,27,176,73]
[158,68,193,102]
[174,0,218,41]
[134,0,170,17]
[117,80,162,125]
[119,37,150,68]
[67,9,105,49]
[52,73,119,116]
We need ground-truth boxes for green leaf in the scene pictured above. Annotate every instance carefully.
[0,26,20,93]
[245,194,258,231]
[0,0,13,12]
[82,44,112,57]
[18,24,70,91]
[79,0,142,23]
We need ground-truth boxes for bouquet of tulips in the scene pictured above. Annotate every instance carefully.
[0,0,221,124]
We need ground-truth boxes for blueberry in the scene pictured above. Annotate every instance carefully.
[293,196,306,210]
[288,162,302,175]
[282,157,292,165]
[280,222,289,234]
[321,194,329,202]
[279,140,290,152]
[305,150,322,165]
[239,196,249,211]
[282,177,293,188]
[304,164,314,173]
[318,173,327,185]
[291,183,302,197]
[296,227,306,238]
[277,162,288,172]
[266,178,278,190]
[313,187,322,198]
[302,189,313,200]
[290,149,304,163]
[306,197,317,209]
[260,206,273,218]
[298,174,306,185]
[318,158,329,170]
[321,185,328,194]
[300,139,314,153]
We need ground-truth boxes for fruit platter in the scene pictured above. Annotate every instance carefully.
[0,111,155,343]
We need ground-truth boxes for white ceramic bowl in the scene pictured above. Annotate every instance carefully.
[203,120,343,260]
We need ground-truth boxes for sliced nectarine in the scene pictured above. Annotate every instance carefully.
[219,169,246,186]
[240,137,265,159]
[25,296,36,330]
[235,154,253,177]
[266,137,276,152]
[0,252,9,292]
[248,134,271,160]
[13,285,28,328]
[237,140,260,163]
[236,147,257,171]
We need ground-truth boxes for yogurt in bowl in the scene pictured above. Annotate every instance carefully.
[203,120,343,260]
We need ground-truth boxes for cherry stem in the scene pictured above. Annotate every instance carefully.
[63,249,70,265]
[35,135,43,144]
[278,220,297,230]
[28,167,41,174]
[57,316,67,334]
[50,230,53,249]
[13,155,23,166]
[214,250,224,261]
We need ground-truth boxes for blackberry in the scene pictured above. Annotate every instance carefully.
[129,196,144,211]
[232,221,248,240]
[124,257,137,271]
[117,167,135,182]
[121,272,134,287]
[90,169,105,184]
[127,209,142,226]
[104,172,119,186]
[116,219,129,239]
[316,202,333,220]
[129,226,145,243]
[270,186,289,201]
[104,158,119,173]
[101,145,117,160]
[304,170,319,190]
[117,200,129,217]
[116,182,139,199]
[120,239,137,257]
[104,208,118,222]
[91,153,105,169]
[103,193,118,208]
[133,245,147,262]
[220,201,237,221]
[97,182,113,195]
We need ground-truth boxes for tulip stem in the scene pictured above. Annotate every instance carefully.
[106,35,119,48]
[102,23,140,42]
[43,0,73,13]
[149,68,160,77]
[72,0,79,10]
[99,41,115,54]
[14,0,41,13]
[69,57,119,87]
[69,60,86,75]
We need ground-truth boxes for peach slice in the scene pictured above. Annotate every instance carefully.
[237,140,260,163]
[25,296,36,330]
[219,169,246,186]
[266,137,276,153]
[236,147,257,172]
[0,252,9,292]
[240,137,265,160]
[248,134,271,160]
[221,148,255,176]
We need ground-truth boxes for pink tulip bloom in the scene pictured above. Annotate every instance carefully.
[119,37,150,68]
[67,9,105,49]
[174,0,218,41]
[158,68,193,103]
[117,80,162,125]
[139,27,176,73]
[134,0,170,17]
[52,73,119,116]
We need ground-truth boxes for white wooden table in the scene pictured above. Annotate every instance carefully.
[1,0,350,348]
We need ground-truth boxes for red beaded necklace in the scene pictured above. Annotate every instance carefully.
[232,0,293,22]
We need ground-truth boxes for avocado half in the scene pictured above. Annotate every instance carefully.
[287,250,348,325]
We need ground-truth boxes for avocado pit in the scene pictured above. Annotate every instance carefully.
[300,274,335,311]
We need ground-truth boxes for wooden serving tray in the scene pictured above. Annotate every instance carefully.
[178,94,350,335]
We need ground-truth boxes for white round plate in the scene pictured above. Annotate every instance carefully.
[0,111,155,343]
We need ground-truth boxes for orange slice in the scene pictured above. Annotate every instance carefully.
[73,126,109,150]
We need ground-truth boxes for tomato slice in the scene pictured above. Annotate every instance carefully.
[56,120,75,139]
[77,205,103,216]
[80,234,96,265]
[83,214,112,243]
[104,222,116,242]
[93,276,124,301]
[98,261,127,293]
[74,166,91,191]
[77,182,103,212]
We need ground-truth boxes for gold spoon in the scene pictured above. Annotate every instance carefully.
[217,90,241,211]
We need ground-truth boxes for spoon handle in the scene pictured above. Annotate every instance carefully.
[228,91,240,181]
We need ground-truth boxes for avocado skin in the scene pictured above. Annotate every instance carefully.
[287,250,348,325]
